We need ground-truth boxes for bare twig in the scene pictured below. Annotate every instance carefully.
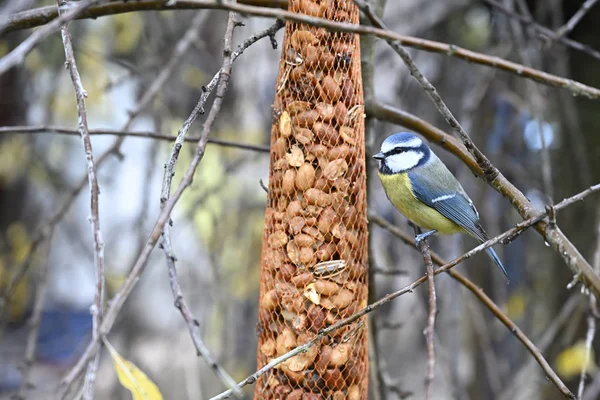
[368,212,575,400]
[57,8,105,397]
[16,230,54,400]
[414,232,436,400]
[579,312,596,399]
[59,11,279,397]
[557,0,599,38]
[0,126,270,153]
[159,11,242,398]
[483,0,600,61]
[4,1,600,98]
[0,0,102,76]
[0,0,287,33]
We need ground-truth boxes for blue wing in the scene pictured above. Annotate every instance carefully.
[408,169,487,242]
[408,167,509,280]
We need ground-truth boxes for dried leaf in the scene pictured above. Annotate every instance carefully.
[105,340,163,400]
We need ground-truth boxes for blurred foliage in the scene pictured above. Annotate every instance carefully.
[555,340,597,381]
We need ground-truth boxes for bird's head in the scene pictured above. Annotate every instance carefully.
[373,132,431,174]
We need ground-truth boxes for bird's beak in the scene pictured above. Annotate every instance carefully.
[373,152,384,160]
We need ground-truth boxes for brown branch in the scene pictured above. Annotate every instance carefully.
[4,1,600,99]
[159,11,242,398]
[57,9,105,397]
[483,0,600,61]
[368,212,575,400]
[0,125,271,153]
[0,0,102,77]
[414,234,436,400]
[0,0,287,33]
[366,101,600,299]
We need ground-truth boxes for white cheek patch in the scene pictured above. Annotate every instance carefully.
[381,137,422,154]
[385,151,423,172]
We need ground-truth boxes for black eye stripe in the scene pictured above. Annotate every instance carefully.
[384,147,420,157]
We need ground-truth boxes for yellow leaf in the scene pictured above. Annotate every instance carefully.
[105,340,163,400]
[555,340,597,380]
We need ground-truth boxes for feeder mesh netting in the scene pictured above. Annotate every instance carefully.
[255,1,369,398]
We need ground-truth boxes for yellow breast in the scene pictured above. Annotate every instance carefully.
[377,172,462,234]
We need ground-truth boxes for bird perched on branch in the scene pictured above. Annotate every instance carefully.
[374,132,508,280]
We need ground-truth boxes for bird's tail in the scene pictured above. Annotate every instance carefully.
[485,247,509,283]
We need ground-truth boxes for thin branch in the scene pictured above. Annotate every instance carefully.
[579,312,596,399]
[0,126,270,152]
[368,212,575,400]
[4,1,600,99]
[483,0,600,61]
[159,11,242,398]
[557,0,599,38]
[0,0,287,33]
[366,101,600,299]
[414,233,436,400]
[0,0,101,77]
[58,13,280,398]
[57,8,105,398]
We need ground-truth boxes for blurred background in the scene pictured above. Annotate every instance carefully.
[0,0,599,399]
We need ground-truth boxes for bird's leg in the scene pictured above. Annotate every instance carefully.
[415,230,437,245]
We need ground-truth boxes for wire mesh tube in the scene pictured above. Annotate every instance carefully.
[255,0,369,398]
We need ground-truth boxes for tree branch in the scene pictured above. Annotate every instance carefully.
[57,8,105,397]
[0,126,271,152]
[0,0,287,33]
[557,0,599,38]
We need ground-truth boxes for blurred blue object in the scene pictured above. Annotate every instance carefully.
[524,119,555,151]
[35,309,92,365]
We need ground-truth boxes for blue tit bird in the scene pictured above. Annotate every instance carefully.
[373,132,508,280]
